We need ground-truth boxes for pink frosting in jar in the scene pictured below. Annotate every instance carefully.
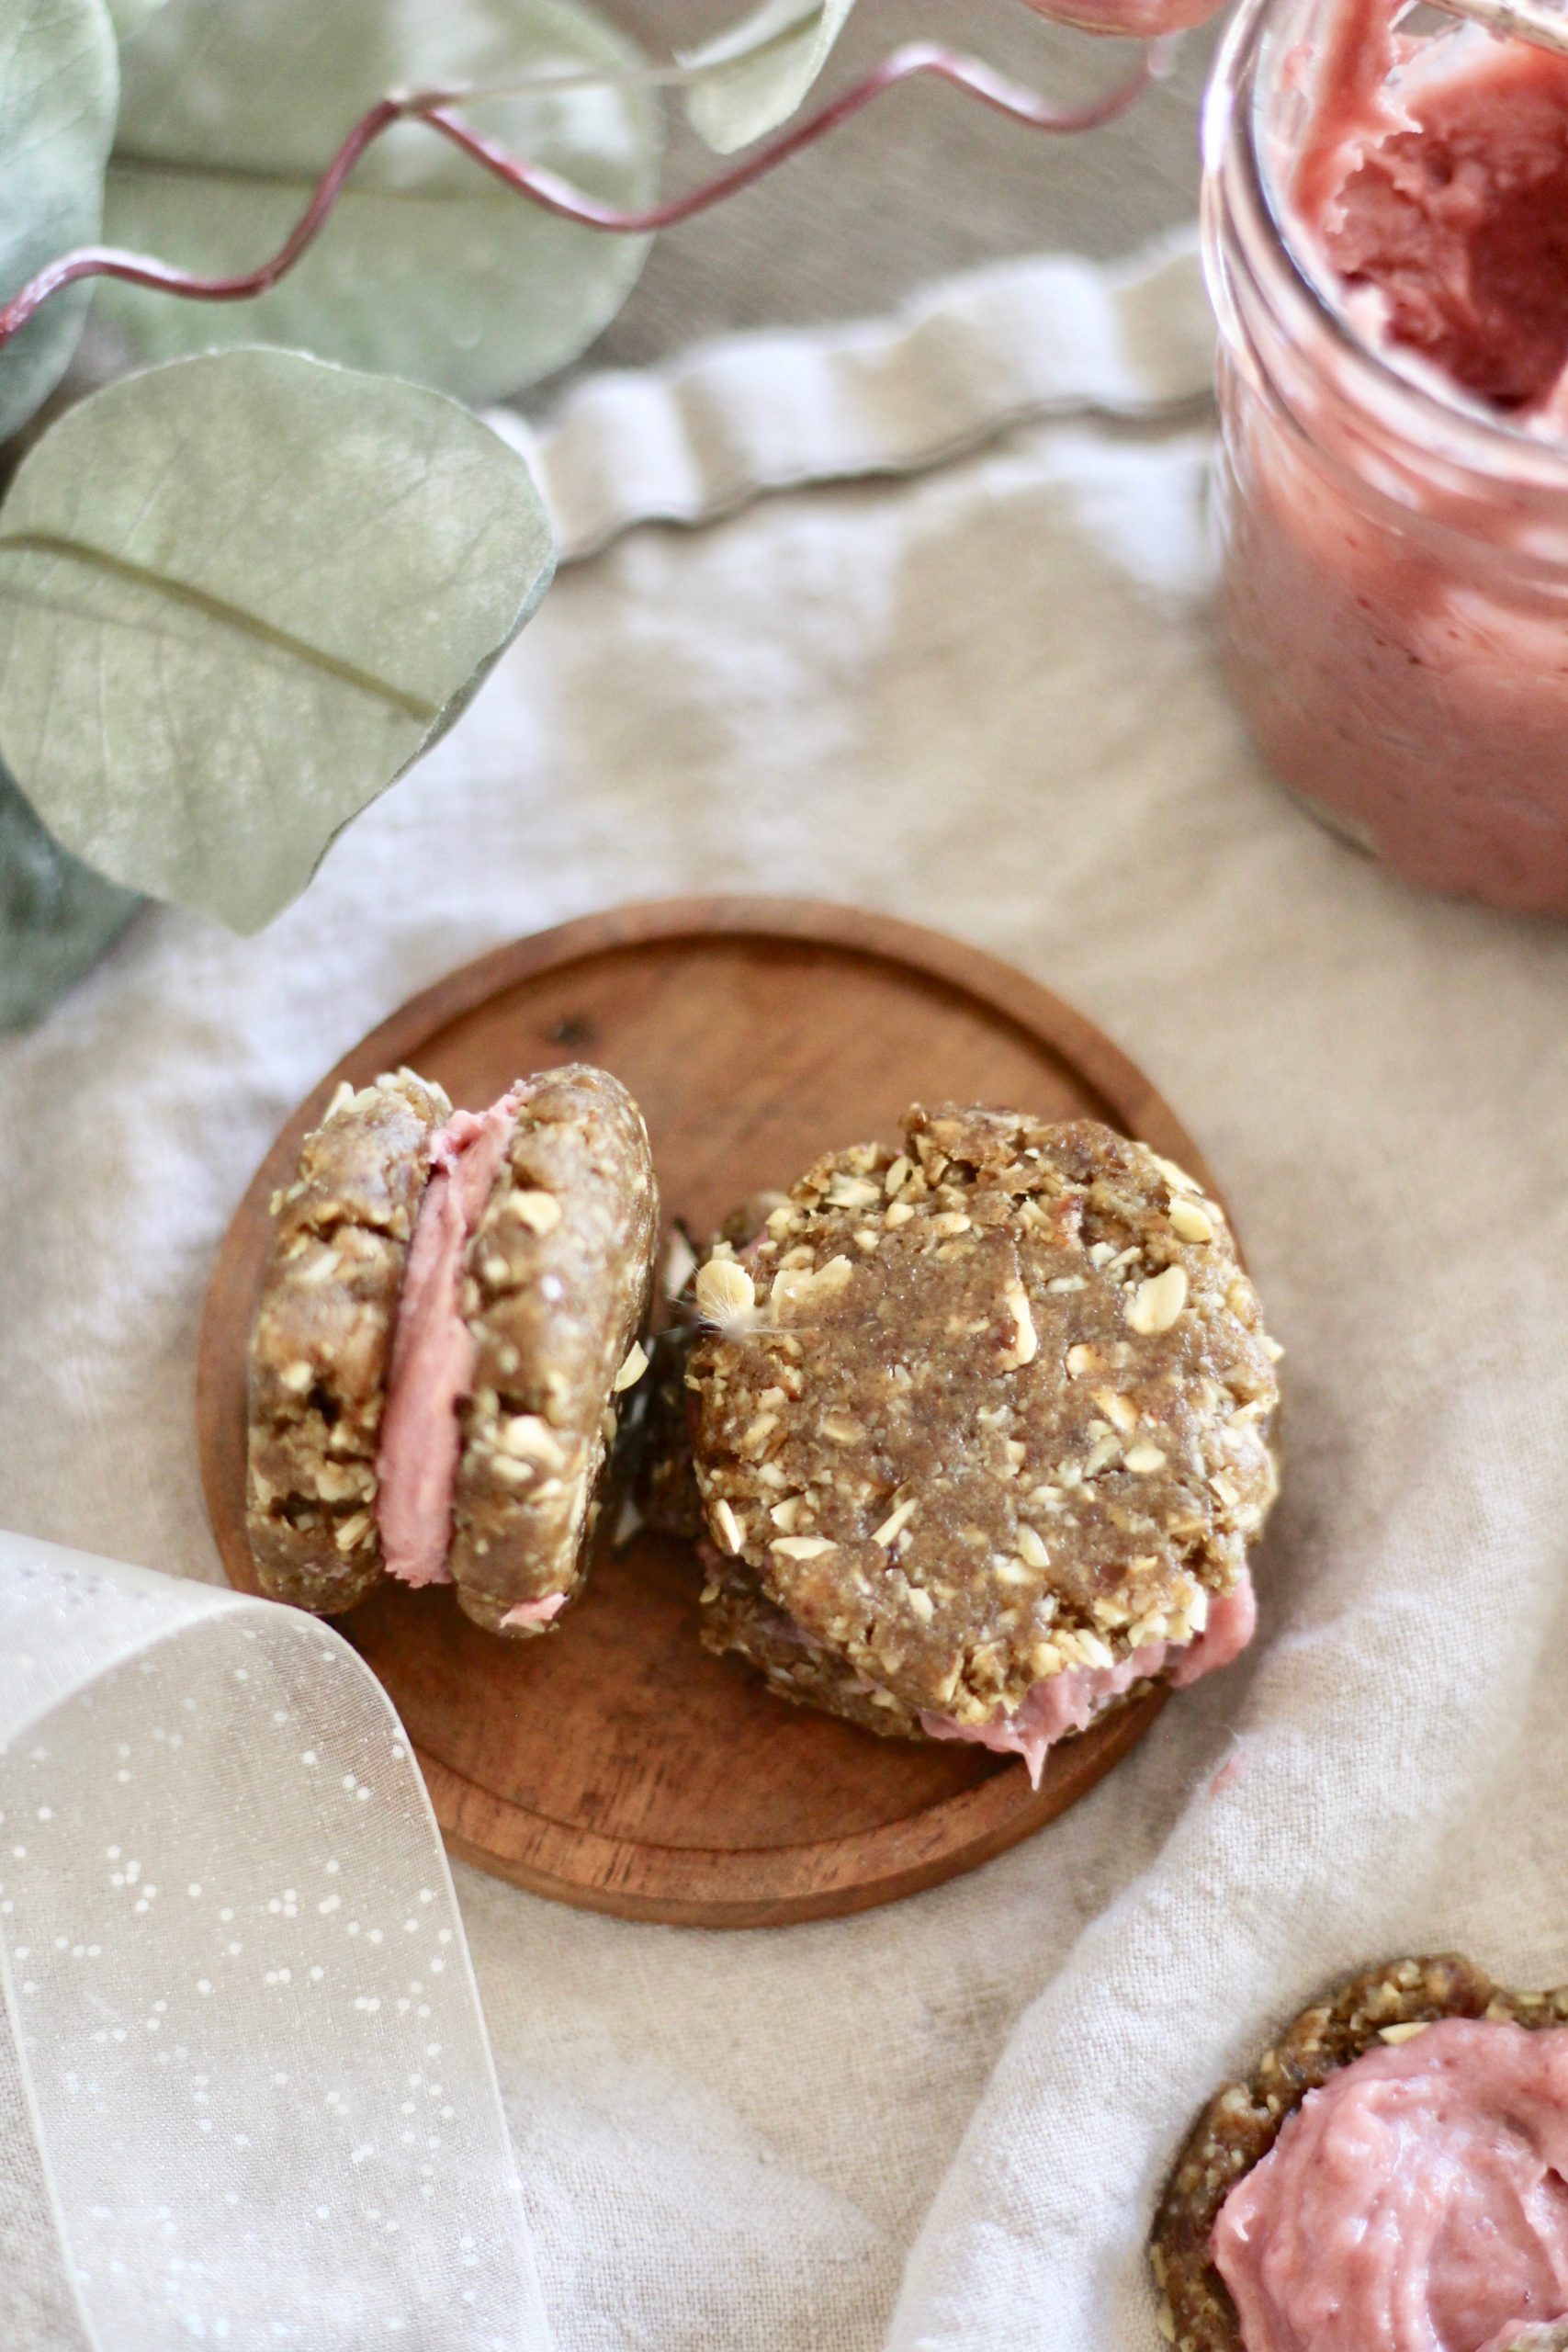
[374,1088,525,1588]
[1212,2018,1568,2352]
[919,1566,1256,1785]
[1207,0,1568,916]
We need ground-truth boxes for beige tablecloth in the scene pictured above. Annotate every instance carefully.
[4,230,1568,2351]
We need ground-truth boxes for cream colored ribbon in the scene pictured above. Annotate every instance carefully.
[0,1529,549,2351]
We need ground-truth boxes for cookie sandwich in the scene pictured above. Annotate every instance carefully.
[1154,1954,1568,2352]
[247,1062,658,1633]
[672,1106,1280,1779]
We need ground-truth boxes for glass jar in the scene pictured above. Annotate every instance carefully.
[1201,0,1568,919]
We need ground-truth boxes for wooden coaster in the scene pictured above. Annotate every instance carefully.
[198,897,1225,1928]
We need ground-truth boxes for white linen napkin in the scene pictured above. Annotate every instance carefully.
[4,226,1567,2351]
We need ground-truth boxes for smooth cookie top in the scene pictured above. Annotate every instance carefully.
[683,1107,1280,1725]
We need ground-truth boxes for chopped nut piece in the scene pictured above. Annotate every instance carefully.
[827,1174,883,1210]
[695,1257,758,1327]
[1127,1264,1189,1335]
[1168,1196,1214,1244]
[1125,1442,1168,1476]
[498,1416,568,1469]
[712,1499,744,1555]
[1150,1153,1201,1194]
[1093,1387,1139,1434]
[998,1278,1038,1370]
[612,1340,649,1394]
[505,1189,564,1235]
[771,1535,838,1560]
[873,1498,919,1547]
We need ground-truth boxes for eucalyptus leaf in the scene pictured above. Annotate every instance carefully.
[681,0,856,155]
[106,0,167,33]
[0,759,141,1029]
[0,0,118,444]
[0,346,555,933]
[96,0,660,403]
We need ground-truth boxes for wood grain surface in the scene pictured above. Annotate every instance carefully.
[197,897,1226,1927]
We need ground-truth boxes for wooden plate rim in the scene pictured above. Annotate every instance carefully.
[197,896,1215,1928]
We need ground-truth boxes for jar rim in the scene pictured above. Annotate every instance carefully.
[1200,0,1568,492]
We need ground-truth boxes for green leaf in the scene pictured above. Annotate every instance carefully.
[0,346,555,933]
[96,0,661,403]
[0,758,141,1028]
[105,0,167,32]
[0,0,118,443]
[681,0,855,155]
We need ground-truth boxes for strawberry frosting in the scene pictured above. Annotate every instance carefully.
[1212,2018,1568,2352]
[501,1592,569,1632]
[1217,0,1568,917]
[375,1089,525,1588]
[920,1567,1256,1786]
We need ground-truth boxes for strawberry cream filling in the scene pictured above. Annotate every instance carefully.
[1211,2018,1568,2352]
[375,1088,525,1588]
[919,1566,1257,1787]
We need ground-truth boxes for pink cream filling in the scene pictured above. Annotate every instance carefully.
[1211,2017,1568,2352]
[919,1566,1257,1788]
[500,1593,569,1632]
[374,1089,525,1587]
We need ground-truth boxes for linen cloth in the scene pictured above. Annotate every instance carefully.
[4,228,1568,2351]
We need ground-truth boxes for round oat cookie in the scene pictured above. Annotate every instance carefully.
[449,1064,659,1636]
[1151,1955,1568,2352]
[246,1069,450,1613]
[682,1105,1280,1737]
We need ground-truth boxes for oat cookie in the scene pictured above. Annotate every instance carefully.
[1152,1955,1568,2352]
[450,1065,659,1634]
[246,1069,450,1612]
[682,1107,1280,1748]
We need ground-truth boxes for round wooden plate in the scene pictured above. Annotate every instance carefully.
[198,898,1226,1928]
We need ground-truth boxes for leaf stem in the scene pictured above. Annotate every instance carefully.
[0,40,1161,352]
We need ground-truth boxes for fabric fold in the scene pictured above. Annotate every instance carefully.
[494,232,1211,563]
